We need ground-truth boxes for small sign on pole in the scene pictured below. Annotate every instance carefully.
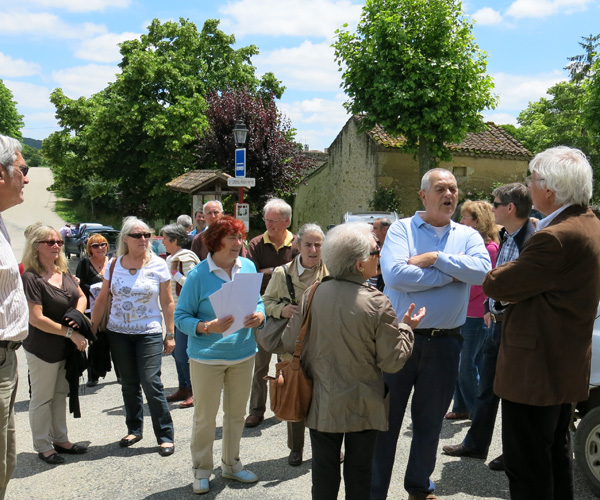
[235,148,246,178]
[235,203,250,232]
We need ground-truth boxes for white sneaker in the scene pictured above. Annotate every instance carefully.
[192,470,210,494]
[221,468,258,483]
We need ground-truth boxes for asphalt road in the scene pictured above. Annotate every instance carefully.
[1,167,598,499]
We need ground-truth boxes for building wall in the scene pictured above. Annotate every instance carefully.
[294,117,530,228]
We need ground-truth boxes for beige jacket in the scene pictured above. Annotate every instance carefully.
[262,256,328,318]
[282,275,414,433]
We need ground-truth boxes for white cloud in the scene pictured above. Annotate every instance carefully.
[52,64,120,98]
[75,32,141,62]
[0,11,106,38]
[23,0,130,12]
[482,112,518,126]
[256,41,341,92]
[220,0,362,38]
[4,80,53,110]
[281,95,349,126]
[506,0,593,18]
[0,53,41,77]
[491,70,566,110]
[473,7,503,25]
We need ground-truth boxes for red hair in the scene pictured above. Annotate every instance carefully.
[87,233,109,256]
[203,216,247,253]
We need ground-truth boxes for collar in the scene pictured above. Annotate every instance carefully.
[413,211,453,231]
[536,203,573,231]
[296,254,319,276]
[206,253,241,275]
[263,230,294,251]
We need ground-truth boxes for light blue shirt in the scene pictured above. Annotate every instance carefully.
[381,212,492,329]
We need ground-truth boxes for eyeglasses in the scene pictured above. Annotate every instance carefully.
[370,246,381,257]
[15,165,29,177]
[128,232,152,239]
[40,240,64,247]
[525,176,545,187]
[264,219,282,224]
[460,215,475,219]
[492,201,508,208]
[205,210,221,216]
[90,242,108,249]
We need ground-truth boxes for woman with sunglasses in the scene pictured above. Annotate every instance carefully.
[91,216,175,457]
[76,233,111,387]
[21,225,89,465]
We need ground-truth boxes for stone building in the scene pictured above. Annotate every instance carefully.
[293,116,531,230]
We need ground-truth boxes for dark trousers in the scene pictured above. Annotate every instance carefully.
[502,399,573,500]
[370,334,462,498]
[107,332,174,444]
[248,342,272,417]
[463,322,501,455]
[310,428,377,500]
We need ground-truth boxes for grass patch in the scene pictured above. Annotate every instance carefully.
[54,199,123,229]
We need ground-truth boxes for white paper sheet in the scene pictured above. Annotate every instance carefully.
[208,273,263,336]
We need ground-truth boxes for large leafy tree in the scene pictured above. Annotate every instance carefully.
[333,0,497,176]
[44,18,284,218]
[0,79,24,140]
[194,89,315,207]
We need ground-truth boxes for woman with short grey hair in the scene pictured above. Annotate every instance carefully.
[160,223,200,408]
[281,221,423,498]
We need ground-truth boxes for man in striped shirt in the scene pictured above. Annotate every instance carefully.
[0,134,29,499]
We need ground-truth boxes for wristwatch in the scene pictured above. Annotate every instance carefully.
[165,332,175,339]
[65,327,73,339]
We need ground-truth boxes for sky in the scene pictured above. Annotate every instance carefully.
[1,0,599,152]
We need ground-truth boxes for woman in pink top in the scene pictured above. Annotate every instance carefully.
[446,200,499,420]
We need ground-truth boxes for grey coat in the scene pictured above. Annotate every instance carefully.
[282,275,414,433]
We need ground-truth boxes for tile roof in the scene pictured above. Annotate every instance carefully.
[366,118,532,159]
[166,169,235,194]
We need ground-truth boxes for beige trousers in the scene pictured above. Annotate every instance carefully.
[190,357,254,478]
[25,350,69,453]
[0,348,18,500]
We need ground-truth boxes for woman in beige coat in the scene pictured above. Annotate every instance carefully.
[262,223,328,466]
[282,222,424,500]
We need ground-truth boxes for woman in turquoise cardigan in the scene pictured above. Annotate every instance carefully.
[174,216,265,495]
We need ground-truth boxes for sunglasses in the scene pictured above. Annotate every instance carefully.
[40,240,64,247]
[16,165,29,177]
[128,232,152,239]
[370,246,381,256]
[492,201,509,208]
[90,242,108,249]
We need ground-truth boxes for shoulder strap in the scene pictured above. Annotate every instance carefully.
[283,264,296,304]
[292,280,321,360]
[107,258,118,291]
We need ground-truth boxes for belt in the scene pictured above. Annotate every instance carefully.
[413,328,463,341]
[490,313,503,323]
[0,341,22,350]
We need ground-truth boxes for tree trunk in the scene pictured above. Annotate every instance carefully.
[417,135,437,178]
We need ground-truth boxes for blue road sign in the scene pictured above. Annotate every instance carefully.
[235,148,246,178]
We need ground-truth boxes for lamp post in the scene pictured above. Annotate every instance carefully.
[233,120,248,203]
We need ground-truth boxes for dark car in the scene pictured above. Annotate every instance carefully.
[78,228,120,259]
[64,224,115,259]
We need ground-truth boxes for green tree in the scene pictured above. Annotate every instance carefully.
[0,79,24,140]
[333,0,497,176]
[43,18,284,218]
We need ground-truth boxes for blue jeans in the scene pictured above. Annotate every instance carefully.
[172,328,191,389]
[370,334,462,498]
[452,317,487,415]
[463,321,501,455]
[107,331,174,444]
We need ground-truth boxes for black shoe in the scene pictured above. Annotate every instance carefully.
[288,450,303,466]
[53,443,87,455]
[38,452,65,465]
[158,444,174,457]
[119,434,143,447]
[488,454,505,471]
[442,443,487,459]
[86,380,98,387]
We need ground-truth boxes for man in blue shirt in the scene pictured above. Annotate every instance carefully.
[370,168,491,500]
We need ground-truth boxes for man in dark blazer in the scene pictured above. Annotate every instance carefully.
[483,146,600,500]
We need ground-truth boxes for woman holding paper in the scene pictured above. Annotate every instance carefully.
[174,215,265,495]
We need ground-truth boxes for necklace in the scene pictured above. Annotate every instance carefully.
[128,268,139,275]
[90,257,106,276]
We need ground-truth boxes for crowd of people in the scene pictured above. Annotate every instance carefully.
[2,131,600,500]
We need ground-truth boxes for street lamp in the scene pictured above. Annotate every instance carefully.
[233,120,248,148]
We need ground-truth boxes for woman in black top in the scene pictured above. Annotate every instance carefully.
[76,233,109,386]
[21,224,88,465]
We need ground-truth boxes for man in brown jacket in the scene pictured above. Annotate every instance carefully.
[483,146,600,500]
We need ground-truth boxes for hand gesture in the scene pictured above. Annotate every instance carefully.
[402,303,426,330]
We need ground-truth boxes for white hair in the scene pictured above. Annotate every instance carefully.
[529,146,593,206]
[0,135,22,176]
[421,168,455,191]
[263,198,292,222]
[203,200,223,213]
[297,223,324,243]
[176,214,193,229]
[322,222,374,278]
[117,216,154,261]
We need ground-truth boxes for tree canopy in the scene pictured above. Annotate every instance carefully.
[194,88,315,207]
[0,79,24,140]
[43,18,284,219]
[333,0,497,175]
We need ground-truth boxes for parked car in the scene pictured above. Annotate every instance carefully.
[64,223,114,259]
[575,305,600,496]
[78,228,120,259]
[151,236,167,259]
[342,211,400,224]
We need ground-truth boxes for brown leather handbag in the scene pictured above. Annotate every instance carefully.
[265,281,321,422]
[97,258,117,332]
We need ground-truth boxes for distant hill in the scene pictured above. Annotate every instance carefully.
[23,137,43,150]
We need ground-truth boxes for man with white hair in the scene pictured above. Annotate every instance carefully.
[483,146,600,500]
[191,201,224,261]
[0,134,29,499]
[244,198,299,428]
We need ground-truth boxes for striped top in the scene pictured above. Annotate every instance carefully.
[166,248,199,307]
[0,215,28,341]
